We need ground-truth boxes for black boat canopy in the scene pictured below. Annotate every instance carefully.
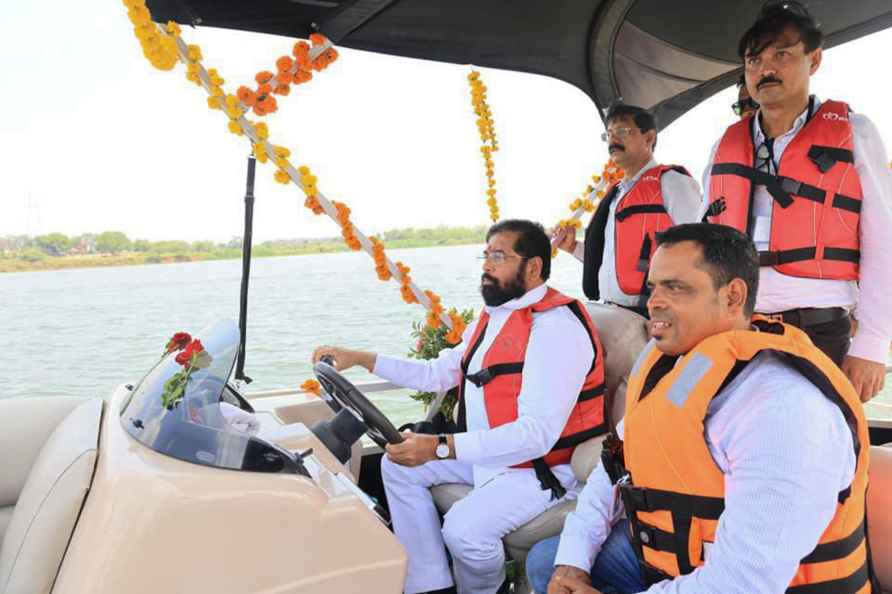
[147,0,892,130]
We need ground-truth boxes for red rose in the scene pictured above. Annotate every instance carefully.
[165,331,192,354]
[175,339,205,366]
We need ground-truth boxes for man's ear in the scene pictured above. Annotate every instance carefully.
[726,278,749,314]
[645,129,657,152]
[809,48,822,75]
[526,256,543,281]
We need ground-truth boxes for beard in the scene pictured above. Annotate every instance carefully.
[480,263,527,307]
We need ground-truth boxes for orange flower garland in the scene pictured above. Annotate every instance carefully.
[445,309,467,344]
[300,379,322,397]
[468,71,500,222]
[425,290,444,329]
[370,237,391,281]
[551,160,625,256]
[122,0,466,356]
[236,35,338,117]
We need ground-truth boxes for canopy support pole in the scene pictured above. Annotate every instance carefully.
[235,155,256,384]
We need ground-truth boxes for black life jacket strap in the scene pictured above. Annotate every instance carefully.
[800,517,865,564]
[808,145,854,174]
[457,320,489,432]
[615,203,668,222]
[550,422,608,451]
[464,362,524,387]
[785,560,869,594]
[710,163,826,208]
[531,457,567,501]
[759,246,860,267]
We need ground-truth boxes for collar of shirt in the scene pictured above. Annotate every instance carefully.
[618,158,658,195]
[752,95,821,145]
[482,284,547,315]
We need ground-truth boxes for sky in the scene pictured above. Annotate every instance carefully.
[1,2,890,243]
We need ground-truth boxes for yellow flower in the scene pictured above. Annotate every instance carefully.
[207,96,222,110]
[274,170,290,184]
[228,120,243,135]
[253,143,268,163]
[255,122,269,140]
[207,68,224,86]
[166,20,181,35]
[186,44,202,62]
[273,145,291,158]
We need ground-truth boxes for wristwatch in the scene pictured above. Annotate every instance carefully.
[435,434,450,459]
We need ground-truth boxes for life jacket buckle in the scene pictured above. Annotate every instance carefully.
[465,368,493,387]
[779,176,803,197]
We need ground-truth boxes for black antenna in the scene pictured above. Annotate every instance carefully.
[234,155,256,383]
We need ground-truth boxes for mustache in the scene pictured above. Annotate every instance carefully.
[756,76,782,89]
[608,143,625,152]
[481,273,498,284]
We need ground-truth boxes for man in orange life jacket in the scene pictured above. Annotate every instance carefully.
[703,1,892,401]
[526,223,874,594]
[552,104,702,318]
[312,220,608,594]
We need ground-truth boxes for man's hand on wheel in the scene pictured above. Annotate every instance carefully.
[841,354,886,402]
[311,346,376,372]
[385,431,440,466]
[548,565,595,594]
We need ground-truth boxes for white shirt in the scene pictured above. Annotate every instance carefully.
[573,158,703,306]
[555,351,857,594]
[701,98,892,363]
[373,284,595,487]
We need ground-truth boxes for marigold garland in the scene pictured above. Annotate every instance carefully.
[468,71,500,222]
[551,160,625,257]
[123,0,469,407]
[300,379,322,397]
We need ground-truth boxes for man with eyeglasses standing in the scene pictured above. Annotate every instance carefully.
[312,219,608,594]
[703,0,892,401]
[553,104,702,318]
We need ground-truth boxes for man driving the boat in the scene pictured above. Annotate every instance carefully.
[312,219,608,594]
[552,104,702,318]
[526,223,873,594]
[703,0,892,401]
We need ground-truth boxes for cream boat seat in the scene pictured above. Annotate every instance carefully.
[431,303,649,567]
[0,397,102,594]
[869,443,892,592]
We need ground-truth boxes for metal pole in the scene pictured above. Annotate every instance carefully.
[235,155,256,383]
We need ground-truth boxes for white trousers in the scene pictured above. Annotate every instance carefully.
[381,457,571,594]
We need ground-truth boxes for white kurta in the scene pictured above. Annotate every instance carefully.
[374,284,595,594]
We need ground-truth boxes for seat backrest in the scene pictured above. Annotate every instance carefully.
[0,397,89,530]
[869,444,892,592]
[583,302,649,429]
[571,303,649,481]
[0,398,102,594]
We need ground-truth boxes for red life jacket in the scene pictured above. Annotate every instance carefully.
[584,165,691,301]
[707,99,862,280]
[456,288,607,499]
[613,165,690,295]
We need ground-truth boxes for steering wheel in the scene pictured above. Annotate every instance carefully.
[313,358,404,447]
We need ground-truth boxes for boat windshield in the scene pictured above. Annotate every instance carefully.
[120,319,307,475]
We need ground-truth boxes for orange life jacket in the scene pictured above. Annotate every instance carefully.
[456,288,607,497]
[616,319,872,592]
[707,99,862,280]
[583,165,691,300]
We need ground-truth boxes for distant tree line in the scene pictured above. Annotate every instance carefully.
[1,225,488,265]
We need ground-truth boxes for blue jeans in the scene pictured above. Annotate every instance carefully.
[526,519,646,594]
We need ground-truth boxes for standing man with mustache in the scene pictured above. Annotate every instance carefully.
[704,0,892,401]
[312,219,609,594]
[553,104,702,317]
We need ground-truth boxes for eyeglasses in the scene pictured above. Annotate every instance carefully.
[732,97,759,116]
[755,142,774,173]
[477,251,527,265]
[599,127,637,143]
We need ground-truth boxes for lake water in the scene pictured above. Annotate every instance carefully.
[2,243,889,427]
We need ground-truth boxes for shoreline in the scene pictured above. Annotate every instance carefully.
[0,236,484,274]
